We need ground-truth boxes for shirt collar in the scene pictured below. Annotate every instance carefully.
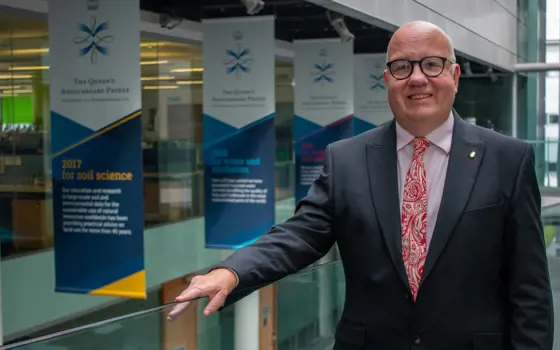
[395,112,454,154]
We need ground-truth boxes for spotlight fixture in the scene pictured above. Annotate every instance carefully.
[462,61,473,76]
[159,8,182,29]
[327,11,354,42]
[240,0,265,15]
[486,67,498,82]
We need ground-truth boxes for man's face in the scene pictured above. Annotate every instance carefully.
[384,28,460,127]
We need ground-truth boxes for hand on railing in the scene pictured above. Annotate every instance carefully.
[167,268,238,321]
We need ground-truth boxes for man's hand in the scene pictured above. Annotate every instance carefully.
[167,268,238,321]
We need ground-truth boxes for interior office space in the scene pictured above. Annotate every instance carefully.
[0,0,547,348]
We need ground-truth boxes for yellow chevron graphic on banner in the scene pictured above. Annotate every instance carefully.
[52,110,142,159]
[89,270,147,299]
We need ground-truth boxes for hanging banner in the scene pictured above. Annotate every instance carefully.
[202,16,276,249]
[49,0,145,298]
[294,39,354,203]
[354,53,392,134]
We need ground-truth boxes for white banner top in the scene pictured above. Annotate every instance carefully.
[202,16,275,128]
[354,53,392,126]
[294,38,354,126]
[48,0,141,131]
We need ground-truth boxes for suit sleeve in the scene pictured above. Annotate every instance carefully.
[219,144,336,300]
[505,143,554,349]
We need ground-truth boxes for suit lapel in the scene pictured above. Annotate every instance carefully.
[366,122,410,289]
[419,113,485,287]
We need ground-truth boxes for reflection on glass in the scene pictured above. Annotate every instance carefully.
[0,22,212,257]
[0,14,295,260]
[0,13,52,259]
[140,38,204,226]
[4,260,344,350]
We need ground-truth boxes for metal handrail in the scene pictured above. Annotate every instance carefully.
[1,259,342,350]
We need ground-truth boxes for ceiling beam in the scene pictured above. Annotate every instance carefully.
[512,62,560,72]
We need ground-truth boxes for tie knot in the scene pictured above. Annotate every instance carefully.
[412,137,430,153]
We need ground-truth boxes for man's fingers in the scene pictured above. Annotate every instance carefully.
[176,285,203,303]
[167,271,236,321]
[204,290,227,316]
[168,289,228,320]
[167,301,191,321]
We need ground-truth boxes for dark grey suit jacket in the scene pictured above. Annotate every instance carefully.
[220,112,554,350]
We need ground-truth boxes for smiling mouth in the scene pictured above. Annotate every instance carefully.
[408,94,432,100]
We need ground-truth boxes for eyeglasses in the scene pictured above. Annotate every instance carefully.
[386,56,455,80]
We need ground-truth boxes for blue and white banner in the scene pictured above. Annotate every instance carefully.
[49,0,145,298]
[354,53,392,133]
[202,16,275,249]
[294,39,354,203]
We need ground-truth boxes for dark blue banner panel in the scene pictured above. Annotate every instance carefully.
[294,115,355,204]
[52,110,145,298]
[203,113,276,249]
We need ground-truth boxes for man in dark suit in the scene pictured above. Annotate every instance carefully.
[169,21,554,349]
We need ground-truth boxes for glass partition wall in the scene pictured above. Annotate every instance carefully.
[0,19,207,260]
[0,4,298,346]
[0,16,296,261]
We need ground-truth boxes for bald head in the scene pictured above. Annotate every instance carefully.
[386,21,455,62]
[383,20,460,137]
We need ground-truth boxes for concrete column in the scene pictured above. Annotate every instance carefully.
[234,290,259,350]
[1,262,3,346]
[317,248,335,338]
[512,73,518,138]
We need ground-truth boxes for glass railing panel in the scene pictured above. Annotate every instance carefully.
[2,304,180,350]
[523,139,559,188]
[545,224,560,349]
[520,139,560,348]
[541,189,560,348]
[4,221,559,349]
[276,259,344,350]
[2,260,343,350]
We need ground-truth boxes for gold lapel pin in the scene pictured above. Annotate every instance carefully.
[469,151,476,159]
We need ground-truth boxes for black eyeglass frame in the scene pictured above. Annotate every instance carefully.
[385,56,456,80]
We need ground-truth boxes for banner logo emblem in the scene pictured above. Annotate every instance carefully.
[73,16,114,64]
[224,30,254,79]
[370,74,385,89]
[312,48,335,85]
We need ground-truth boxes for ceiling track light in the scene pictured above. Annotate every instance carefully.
[159,8,182,30]
[240,0,265,15]
[486,67,498,82]
[326,11,354,42]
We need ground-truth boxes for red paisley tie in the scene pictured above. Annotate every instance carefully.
[401,137,430,301]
